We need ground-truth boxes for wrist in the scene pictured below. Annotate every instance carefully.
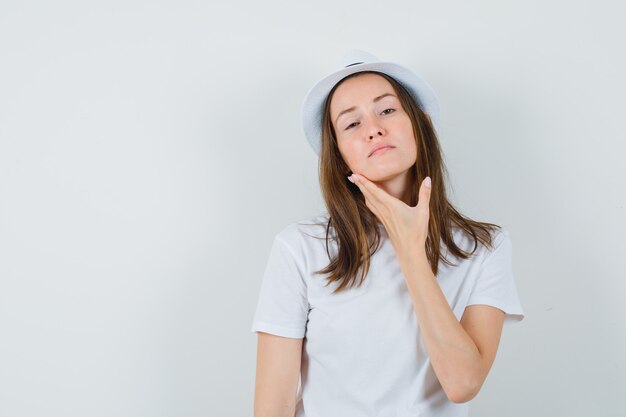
[396,244,428,265]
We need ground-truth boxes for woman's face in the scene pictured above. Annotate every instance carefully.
[329,72,417,183]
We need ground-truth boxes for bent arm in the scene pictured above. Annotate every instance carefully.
[254,332,303,417]
[397,249,505,403]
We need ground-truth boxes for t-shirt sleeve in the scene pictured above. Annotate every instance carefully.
[466,229,525,324]
[250,235,310,338]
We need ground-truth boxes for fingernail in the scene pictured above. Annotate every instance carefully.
[424,177,431,188]
[352,174,360,182]
[347,175,354,183]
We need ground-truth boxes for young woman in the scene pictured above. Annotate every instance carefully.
[251,50,524,417]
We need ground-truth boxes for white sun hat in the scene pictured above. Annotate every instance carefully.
[300,49,441,156]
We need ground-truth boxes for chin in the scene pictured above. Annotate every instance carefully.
[366,165,411,182]
[368,172,404,183]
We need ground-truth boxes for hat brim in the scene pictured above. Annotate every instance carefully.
[300,61,441,156]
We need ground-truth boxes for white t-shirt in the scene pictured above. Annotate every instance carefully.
[250,213,524,417]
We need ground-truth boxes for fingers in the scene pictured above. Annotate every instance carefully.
[418,176,432,211]
[348,174,432,247]
[348,173,392,222]
[348,173,386,204]
[349,174,431,205]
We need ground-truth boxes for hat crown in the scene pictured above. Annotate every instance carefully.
[338,49,380,68]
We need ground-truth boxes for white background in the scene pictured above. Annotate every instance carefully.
[1,1,624,416]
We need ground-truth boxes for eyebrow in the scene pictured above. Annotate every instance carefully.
[335,93,397,125]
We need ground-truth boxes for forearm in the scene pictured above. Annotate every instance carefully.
[396,248,483,403]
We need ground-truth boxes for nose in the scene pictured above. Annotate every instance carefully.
[364,117,385,140]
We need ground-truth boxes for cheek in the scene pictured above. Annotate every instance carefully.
[407,132,417,154]
[405,138,418,165]
[337,141,362,170]
[402,121,417,154]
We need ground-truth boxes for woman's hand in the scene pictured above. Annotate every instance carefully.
[348,173,432,256]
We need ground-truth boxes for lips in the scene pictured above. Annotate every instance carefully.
[369,145,395,157]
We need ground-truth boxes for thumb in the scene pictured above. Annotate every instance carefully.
[418,176,432,209]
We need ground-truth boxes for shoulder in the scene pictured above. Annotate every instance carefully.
[487,226,511,252]
[273,212,332,249]
[484,226,512,261]
[448,225,511,260]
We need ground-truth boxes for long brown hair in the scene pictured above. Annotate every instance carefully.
[305,71,501,294]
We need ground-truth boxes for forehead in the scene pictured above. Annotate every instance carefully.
[329,73,395,114]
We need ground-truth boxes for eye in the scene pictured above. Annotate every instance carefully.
[345,121,359,130]
[381,108,395,115]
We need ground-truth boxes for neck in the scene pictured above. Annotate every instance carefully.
[373,170,413,206]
